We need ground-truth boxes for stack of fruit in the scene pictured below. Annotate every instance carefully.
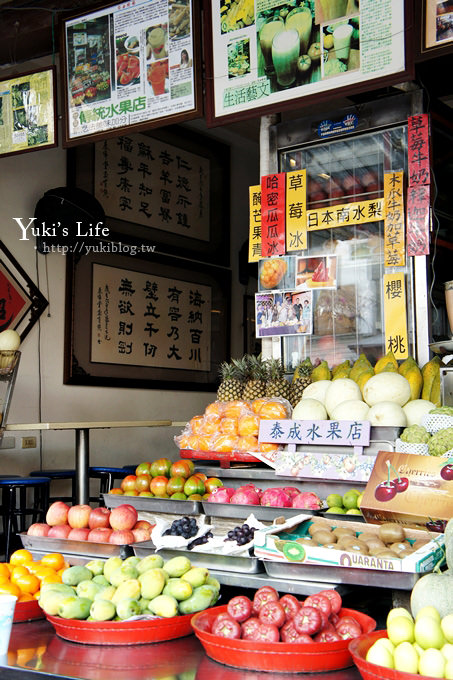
[38,554,219,621]
[27,501,153,544]
[207,483,323,510]
[0,549,69,602]
[324,489,363,516]
[109,458,223,500]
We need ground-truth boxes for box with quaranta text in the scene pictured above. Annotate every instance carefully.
[253,513,444,574]
[359,450,453,531]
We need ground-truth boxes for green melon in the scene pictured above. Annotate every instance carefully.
[410,573,453,619]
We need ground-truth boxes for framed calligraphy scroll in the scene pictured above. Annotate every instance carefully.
[68,125,230,266]
[64,246,230,389]
[60,0,202,146]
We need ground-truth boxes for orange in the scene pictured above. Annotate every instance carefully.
[10,566,29,584]
[204,402,226,417]
[9,549,33,566]
[40,553,65,571]
[0,574,9,586]
[258,441,281,453]
[189,415,204,434]
[259,400,289,419]
[26,562,42,575]
[39,572,62,585]
[18,593,35,602]
[220,417,238,435]
[238,413,260,436]
[0,581,21,597]
[33,590,41,600]
[251,397,268,414]
[224,400,249,418]
[237,435,258,452]
[211,434,239,453]
[33,566,57,581]
[0,563,10,580]
[186,435,200,450]
[14,571,40,594]
[178,434,191,449]
[197,435,213,452]
[200,415,221,435]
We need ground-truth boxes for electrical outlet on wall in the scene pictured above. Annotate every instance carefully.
[22,437,37,449]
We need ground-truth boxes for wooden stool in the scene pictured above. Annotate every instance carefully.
[0,476,50,560]
[29,469,76,505]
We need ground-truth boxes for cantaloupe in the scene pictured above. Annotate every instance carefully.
[410,572,453,619]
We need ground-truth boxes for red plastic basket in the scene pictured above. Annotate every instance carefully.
[13,599,44,623]
[349,630,427,680]
[191,604,376,673]
[46,611,194,645]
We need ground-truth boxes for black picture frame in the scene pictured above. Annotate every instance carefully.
[0,241,48,341]
[64,245,231,389]
[67,124,230,267]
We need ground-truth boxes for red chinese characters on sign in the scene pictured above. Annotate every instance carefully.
[260,173,286,257]
[408,114,430,187]
[407,185,430,257]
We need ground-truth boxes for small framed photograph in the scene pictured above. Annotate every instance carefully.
[255,290,312,338]
[295,255,337,291]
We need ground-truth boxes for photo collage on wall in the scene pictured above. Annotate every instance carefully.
[255,255,337,338]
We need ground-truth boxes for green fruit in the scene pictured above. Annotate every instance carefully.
[62,565,93,587]
[441,642,453,661]
[58,596,92,620]
[416,605,441,622]
[39,586,76,616]
[123,556,141,568]
[94,585,116,601]
[109,564,138,587]
[178,585,217,616]
[111,579,141,604]
[419,648,445,678]
[163,556,192,578]
[116,598,141,620]
[163,578,193,601]
[138,597,150,613]
[446,657,453,680]
[92,575,109,587]
[76,580,104,600]
[372,638,395,655]
[148,594,178,618]
[282,542,305,562]
[103,557,123,582]
[415,615,445,649]
[393,641,418,673]
[365,642,394,669]
[138,568,166,600]
[84,559,105,576]
[170,493,187,500]
[89,599,116,621]
[181,567,209,588]
[205,576,221,597]
[388,616,415,645]
[326,493,343,508]
[346,508,362,515]
[136,554,164,574]
[325,506,346,514]
[342,490,359,510]
[442,615,453,643]
[387,608,413,627]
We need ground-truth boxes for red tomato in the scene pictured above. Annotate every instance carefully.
[318,589,342,615]
[212,615,241,639]
[258,600,286,628]
[303,594,332,618]
[252,622,280,642]
[252,586,279,614]
[241,617,260,639]
[314,630,342,643]
[293,606,322,635]
[335,619,362,640]
[279,594,301,621]
[227,595,253,623]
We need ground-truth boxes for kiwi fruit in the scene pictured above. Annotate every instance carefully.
[296,537,316,546]
[374,549,401,559]
[312,529,337,545]
[332,527,355,539]
[367,540,388,556]
[337,535,360,550]
[344,539,369,554]
[389,541,412,556]
[358,532,381,545]
[323,542,339,550]
[378,523,405,544]
[308,522,329,537]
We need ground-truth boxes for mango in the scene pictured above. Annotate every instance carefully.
[136,554,164,574]
[112,579,141,604]
[163,578,193,601]
[374,351,398,374]
[116,598,141,620]
[332,360,351,380]
[58,596,92,620]
[149,567,169,584]
[39,586,76,616]
[138,597,151,613]
[76,580,104,600]
[84,559,105,577]
[350,353,373,382]
[205,576,221,596]
[148,594,178,618]
[103,556,123,583]
[178,584,217,615]
[163,556,192,578]
[399,356,417,377]
[310,360,331,382]
[62,565,93,587]
[181,567,208,588]
[138,568,166,600]
[90,599,116,622]
[92,575,110,587]
[94,585,116,602]
[406,364,423,400]
[123,556,141,568]
[109,564,138,587]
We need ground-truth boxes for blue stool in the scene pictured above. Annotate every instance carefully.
[29,469,76,505]
[122,465,138,474]
[89,467,129,505]
[0,476,50,560]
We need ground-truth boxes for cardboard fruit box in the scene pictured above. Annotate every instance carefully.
[253,513,444,574]
[360,450,453,531]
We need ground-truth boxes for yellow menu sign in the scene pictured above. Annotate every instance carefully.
[248,184,262,262]
[383,272,408,359]
[286,169,307,251]
[306,198,384,231]
[383,172,405,267]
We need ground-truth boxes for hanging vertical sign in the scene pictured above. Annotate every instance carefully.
[260,173,286,257]
[383,272,408,360]
[407,114,431,257]
[383,172,405,268]
[286,169,307,252]
[248,184,262,263]
[407,185,431,257]
[408,114,430,187]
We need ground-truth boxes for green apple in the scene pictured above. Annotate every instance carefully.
[387,616,415,645]
[366,642,394,669]
[446,657,453,680]
[393,641,419,673]
[442,614,453,643]
[416,605,441,623]
[387,607,413,627]
[418,648,445,678]
[415,615,445,650]
[372,637,395,655]
[442,643,453,661]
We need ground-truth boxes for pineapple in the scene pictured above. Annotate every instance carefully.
[217,361,244,401]
[290,357,313,407]
[265,358,291,401]
[238,354,267,401]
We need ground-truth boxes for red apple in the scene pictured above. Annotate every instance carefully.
[68,504,92,529]
[67,527,90,541]
[132,528,150,542]
[109,504,138,530]
[46,501,70,526]
[109,488,123,495]
[150,475,169,496]
[87,527,113,543]
[134,520,153,531]
[109,529,135,545]
[48,524,72,539]
[27,523,51,537]
[120,475,137,492]
[88,507,111,529]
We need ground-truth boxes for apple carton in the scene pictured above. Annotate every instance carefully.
[360,451,453,531]
[253,514,444,578]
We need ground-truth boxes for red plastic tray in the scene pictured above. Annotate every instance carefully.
[349,630,424,680]
[46,611,195,645]
[191,604,376,673]
[13,598,44,623]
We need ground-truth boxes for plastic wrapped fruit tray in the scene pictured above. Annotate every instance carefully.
[349,630,398,680]
[13,598,44,623]
[201,501,321,522]
[191,604,376,673]
[46,611,196,645]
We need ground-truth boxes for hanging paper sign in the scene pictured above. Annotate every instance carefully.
[408,114,430,187]
[306,198,384,232]
[407,185,430,257]
[260,173,286,257]
[248,184,262,263]
[286,169,307,252]
[383,172,405,268]
[383,272,409,360]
